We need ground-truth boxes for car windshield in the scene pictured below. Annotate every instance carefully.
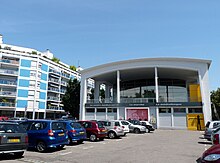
[0,124,26,133]
[70,122,82,129]
[100,121,111,126]
[97,121,104,128]
[121,121,129,125]
[132,120,141,125]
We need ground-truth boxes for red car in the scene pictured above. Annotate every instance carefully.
[78,120,107,142]
[197,144,220,163]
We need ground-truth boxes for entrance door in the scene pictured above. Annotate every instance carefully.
[173,108,187,129]
[159,108,172,128]
[126,108,148,120]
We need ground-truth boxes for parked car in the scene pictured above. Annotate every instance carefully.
[140,121,155,133]
[79,120,107,141]
[19,120,68,152]
[99,120,124,139]
[123,120,146,134]
[9,117,28,121]
[61,120,87,144]
[197,144,220,163]
[204,121,220,141]
[0,122,28,157]
[0,116,9,121]
[210,126,220,145]
[119,120,130,136]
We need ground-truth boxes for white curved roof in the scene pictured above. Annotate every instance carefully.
[81,58,211,79]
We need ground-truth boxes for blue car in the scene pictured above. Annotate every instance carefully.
[62,120,87,144]
[19,120,68,152]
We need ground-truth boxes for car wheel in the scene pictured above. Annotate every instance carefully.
[134,128,140,134]
[108,131,116,139]
[124,133,127,136]
[77,140,83,144]
[57,145,65,150]
[90,134,97,142]
[13,151,24,158]
[36,141,47,152]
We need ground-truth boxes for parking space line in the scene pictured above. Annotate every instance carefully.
[60,151,72,156]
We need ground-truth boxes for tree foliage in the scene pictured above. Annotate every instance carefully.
[211,88,220,109]
[62,79,80,119]
[69,65,76,71]
[52,57,60,64]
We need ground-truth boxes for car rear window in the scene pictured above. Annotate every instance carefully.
[213,122,220,128]
[206,121,211,128]
[0,124,26,133]
[97,121,104,128]
[121,121,129,125]
[70,122,82,129]
[52,122,66,130]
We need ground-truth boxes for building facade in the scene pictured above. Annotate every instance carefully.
[80,58,212,130]
[0,35,81,119]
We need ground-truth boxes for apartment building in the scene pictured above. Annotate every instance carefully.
[0,35,82,119]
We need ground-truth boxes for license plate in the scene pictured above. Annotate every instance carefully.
[80,132,84,135]
[102,130,106,132]
[8,139,20,143]
[58,133,64,136]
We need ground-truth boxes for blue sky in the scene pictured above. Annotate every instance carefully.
[0,0,219,90]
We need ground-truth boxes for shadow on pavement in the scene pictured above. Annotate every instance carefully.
[198,141,212,145]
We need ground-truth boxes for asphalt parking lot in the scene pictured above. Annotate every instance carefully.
[1,129,212,163]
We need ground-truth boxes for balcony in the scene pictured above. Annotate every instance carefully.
[0,91,16,97]
[49,69,61,76]
[0,80,17,86]
[60,89,66,94]
[48,78,60,84]
[0,59,19,66]
[47,106,64,110]
[0,69,18,76]
[61,73,70,79]
[48,87,60,93]
[87,97,156,103]
[47,96,60,101]
[61,81,67,86]
[0,102,15,107]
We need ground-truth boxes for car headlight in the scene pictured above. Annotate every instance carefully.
[204,154,220,161]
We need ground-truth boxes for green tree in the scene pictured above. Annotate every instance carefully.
[100,88,105,99]
[69,65,76,71]
[62,79,80,119]
[211,88,220,120]
[52,57,60,64]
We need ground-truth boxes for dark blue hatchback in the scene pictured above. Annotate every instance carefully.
[62,120,87,144]
[19,120,68,152]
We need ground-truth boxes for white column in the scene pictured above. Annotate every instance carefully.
[94,81,100,102]
[117,70,120,103]
[80,77,87,120]
[105,108,108,120]
[171,107,174,128]
[156,108,159,129]
[198,66,211,124]
[94,108,97,120]
[117,108,120,120]
[155,67,159,102]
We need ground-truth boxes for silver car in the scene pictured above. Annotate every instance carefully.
[0,122,28,157]
[99,120,124,139]
[204,121,220,140]
[123,120,146,134]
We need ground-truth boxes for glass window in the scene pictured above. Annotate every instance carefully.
[115,122,120,126]
[70,122,82,129]
[97,108,106,112]
[188,108,203,113]
[86,108,95,113]
[159,108,171,113]
[121,121,129,125]
[52,122,65,130]
[174,108,186,113]
[0,124,26,133]
[113,108,117,113]
[97,121,104,128]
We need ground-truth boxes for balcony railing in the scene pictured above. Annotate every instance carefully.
[60,89,66,94]
[0,59,19,65]
[0,91,16,96]
[48,106,64,110]
[61,73,70,79]
[121,98,156,103]
[0,69,18,75]
[48,87,60,93]
[47,96,60,101]
[0,80,17,86]
[49,69,61,76]
[48,78,59,83]
[0,102,15,107]
[61,81,67,86]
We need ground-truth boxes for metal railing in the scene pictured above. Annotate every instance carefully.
[49,69,60,75]
[0,80,17,85]
[0,59,19,65]
[0,102,15,107]
[48,87,60,92]
[121,98,156,103]
[61,73,70,79]
[48,78,59,83]
[61,81,67,86]
[0,69,18,75]
[47,96,60,101]
[0,91,16,96]
[48,106,64,110]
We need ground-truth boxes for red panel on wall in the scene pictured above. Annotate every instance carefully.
[127,108,148,120]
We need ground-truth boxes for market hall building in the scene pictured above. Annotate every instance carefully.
[80,58,211,130]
